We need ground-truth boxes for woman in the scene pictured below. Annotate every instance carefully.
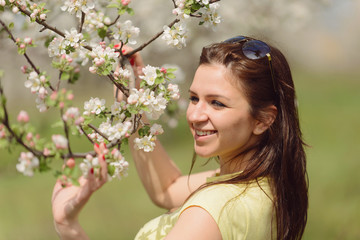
[52,36,308,240]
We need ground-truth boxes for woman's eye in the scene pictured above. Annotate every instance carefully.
[189,96,199,103]
[211,100,226,108]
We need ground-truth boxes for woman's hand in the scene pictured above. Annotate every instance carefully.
[51,143,108,239]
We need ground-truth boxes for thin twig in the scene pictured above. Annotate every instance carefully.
[60,108,72,154]
[107,15,120,27]
[0,19,39,74]
[88,123,110,142]
[127,18,180,57]
[107,74,129,98]
[0,80,43,156]
[15,4,92,51]
[79,11,85,33]
[79,125,94,144]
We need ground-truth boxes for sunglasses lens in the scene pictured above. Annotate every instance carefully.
[223,36,247,44]
[242,40,271,60]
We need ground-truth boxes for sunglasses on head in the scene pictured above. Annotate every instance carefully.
[223,36,277,96]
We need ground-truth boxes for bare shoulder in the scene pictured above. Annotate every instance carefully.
[165,206,222,240]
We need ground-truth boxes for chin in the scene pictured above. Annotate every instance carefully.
[194,148,217,158]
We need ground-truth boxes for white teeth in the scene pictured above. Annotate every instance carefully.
[196,130,216,136]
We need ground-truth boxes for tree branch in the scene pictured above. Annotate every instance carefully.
[60,108,72,154]
[0,19,40,75]
[126,18,180,57]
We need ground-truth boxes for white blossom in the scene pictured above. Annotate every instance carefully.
[64,28,84,49]
[63,107,80,121]
[150,123,164,136]
[24,71,41,93]
[16,152,39,177]
[83,97,106,115]
[200,3,221,30]
[52,134,68,149]
[48,37,65,57]
[139,65,158,86]
[61,0,95,18]
[134,135,156,152]
[167,83,180,100]
[109,159,129,180]
[113,20,140,45]
[79,155,99,177]
[162,22,188,49]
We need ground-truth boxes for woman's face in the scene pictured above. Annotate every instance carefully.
[186,64,260,163]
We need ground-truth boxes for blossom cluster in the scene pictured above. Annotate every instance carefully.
[113,20,140,45]
[48,28,86,57]
[60,0,95,18]
[16,152,40,177]
[23,71,49,112]
[162,22,188,49]
[163,0,221,48]
[88,44,120,75]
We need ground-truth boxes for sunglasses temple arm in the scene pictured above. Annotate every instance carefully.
[266,53,278,95]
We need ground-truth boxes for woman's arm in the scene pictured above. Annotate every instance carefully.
[118,47,217,210]
[165,207,222,240]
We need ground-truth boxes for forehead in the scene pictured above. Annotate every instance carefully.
[190,64,244,98]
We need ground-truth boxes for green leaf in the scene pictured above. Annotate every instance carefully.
[8,22,14,30]
[107,3,119,8]
[51,120,64,128]
[167,73,175,79]
[126,8,135,16]
[138,125,150,137]
[97,28,107,39]
[60,72,70,81]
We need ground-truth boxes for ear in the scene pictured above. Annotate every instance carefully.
[253,105,277,135]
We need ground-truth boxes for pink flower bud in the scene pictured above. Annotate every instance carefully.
[43,148,50,156]
[121,0,131,6]
[26,132,33,141]
[19,44,26,49]
[59,102,65,109]
[40,75,46,83]
[30,13,36,19]
[66,158,76,169]
[67,93,74,100]
[40,13,46,20]
[89,66,97,74]
[50,91,58,100]
[12,6,19,13]
[16,38,20,43]
[75,116,84,125]
[160,67,167,74]
[0,130,6,139]
[17,110,29,123]
[21,65,28,74]
[24,37,32,45]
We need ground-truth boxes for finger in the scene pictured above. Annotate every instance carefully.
[99,154,108,184]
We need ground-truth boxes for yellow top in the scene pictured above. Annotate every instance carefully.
[134,174,274,240]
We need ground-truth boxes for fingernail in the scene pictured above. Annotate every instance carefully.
[95,143,99,148]
[130,58,135,66]
[90,168,94,174]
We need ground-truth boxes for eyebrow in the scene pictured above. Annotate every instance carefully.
[188,90,231,101]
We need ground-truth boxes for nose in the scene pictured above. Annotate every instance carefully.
[186,101,208,123]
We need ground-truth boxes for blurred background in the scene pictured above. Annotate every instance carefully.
[0,0,359,239]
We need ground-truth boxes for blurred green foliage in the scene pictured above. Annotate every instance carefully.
[0,70,359,239]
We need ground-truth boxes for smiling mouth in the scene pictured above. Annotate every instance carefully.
[195,130,217,136]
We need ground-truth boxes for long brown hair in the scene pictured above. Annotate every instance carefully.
[193,39,308,240]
